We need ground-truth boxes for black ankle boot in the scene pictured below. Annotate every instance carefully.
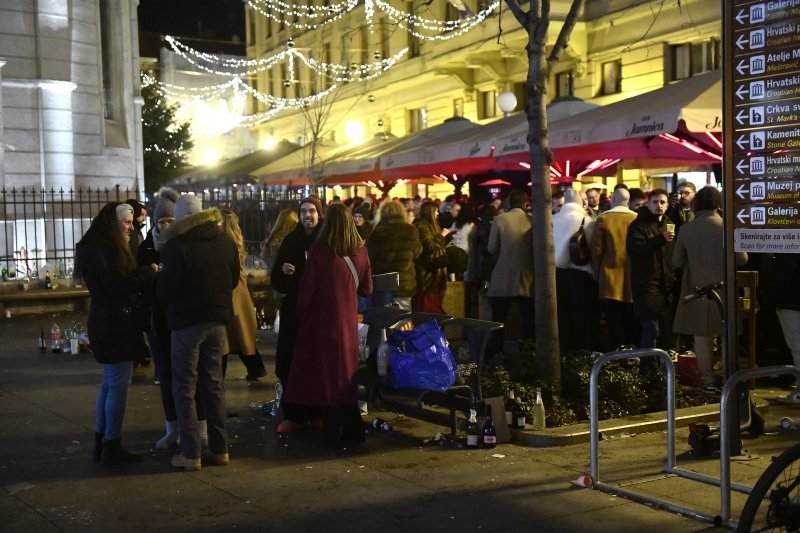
[100,438,142,466]
[93,433,103,462]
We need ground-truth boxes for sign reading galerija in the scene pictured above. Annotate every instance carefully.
[732,0,800,252]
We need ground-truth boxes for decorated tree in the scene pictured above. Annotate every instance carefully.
[141,80,193,193]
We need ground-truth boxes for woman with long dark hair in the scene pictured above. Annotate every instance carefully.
[75,202,158,465]
[412,201,449,313]
[282,203,372,446]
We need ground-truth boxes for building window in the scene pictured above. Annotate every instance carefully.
[279,12,285,31]
[324,42,332,90]
[445,1,460,22]
[406,2,421,58]
[513,81,527,111]
[247,9,255,46]
[280,63,288,99]
[668,40,720,81]
[99,0,114,119]
[407,107,427,133]
[556,71,574,98]
[601,61,622,95]
[266,16,272,38]
[361,25,369,65]
[477,90,497,120]
[453,98,464,117]
[341,35,350,65]
[380,17,390,60]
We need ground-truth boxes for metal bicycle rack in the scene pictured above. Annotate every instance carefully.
[589,348,800,527]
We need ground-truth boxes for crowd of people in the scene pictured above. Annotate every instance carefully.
[74,179,800,469]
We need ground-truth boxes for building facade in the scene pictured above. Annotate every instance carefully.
[242,0,720,188]
[0,0,143,192]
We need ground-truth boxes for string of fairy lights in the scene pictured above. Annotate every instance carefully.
[244,0,499,39]
[147,1,499,133]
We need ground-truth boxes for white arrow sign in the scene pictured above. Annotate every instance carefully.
[736,184,748,199]
[736,9,749,24]
[737,209,750,224]
[736,159,749,173]
[736,135,749,150]
[737,59,749,76]
[736,85,749,100]
[736,34,748,50]
[736,109,749,125]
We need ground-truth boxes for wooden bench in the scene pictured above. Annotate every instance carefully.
[0,287,91,315]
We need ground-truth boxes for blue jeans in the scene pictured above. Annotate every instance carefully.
[171,323,228,459]
[96,361,134,440]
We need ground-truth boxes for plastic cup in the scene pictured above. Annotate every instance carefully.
[70,338,79,354]
[666,223,675,233]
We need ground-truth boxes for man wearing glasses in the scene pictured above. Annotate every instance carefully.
[667,181,696,233]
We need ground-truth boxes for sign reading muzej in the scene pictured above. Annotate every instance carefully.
[730,0,800,252]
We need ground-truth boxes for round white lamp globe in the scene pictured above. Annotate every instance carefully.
[497,91,517,115]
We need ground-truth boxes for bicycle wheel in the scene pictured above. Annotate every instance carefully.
[738,442,800,532]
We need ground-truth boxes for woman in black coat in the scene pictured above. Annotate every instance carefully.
[75,202,158,465]
[366,200,421,310]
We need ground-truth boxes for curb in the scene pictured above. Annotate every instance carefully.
[513,396,771,447]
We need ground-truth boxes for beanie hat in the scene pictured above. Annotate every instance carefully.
[174,194,203,219]
[298,196,324,217]
[125,198,144,219]
[153,187,180,222]
[353,202,371,219]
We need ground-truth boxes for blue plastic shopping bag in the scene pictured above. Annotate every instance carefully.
[386,320,457,392]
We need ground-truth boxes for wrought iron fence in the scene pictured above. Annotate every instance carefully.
[0,184,321,280]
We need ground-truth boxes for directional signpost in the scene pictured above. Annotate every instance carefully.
[730,1,800,252]
[724,0,800,459]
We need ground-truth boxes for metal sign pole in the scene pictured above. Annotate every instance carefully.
[722,0,741,457]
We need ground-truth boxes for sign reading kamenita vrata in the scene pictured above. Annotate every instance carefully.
[730,0,800,252]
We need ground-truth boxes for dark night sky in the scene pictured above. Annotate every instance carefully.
[138,0,245,41]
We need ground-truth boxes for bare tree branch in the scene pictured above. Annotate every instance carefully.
[547,0,584,65]
[503,0,527,27]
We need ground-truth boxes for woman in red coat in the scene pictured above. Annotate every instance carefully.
[283,203,373,446]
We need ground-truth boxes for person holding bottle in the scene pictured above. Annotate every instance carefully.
[270,197,324,433]
[74,202,158,465]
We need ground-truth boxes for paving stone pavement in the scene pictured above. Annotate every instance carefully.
[1,311,798,532]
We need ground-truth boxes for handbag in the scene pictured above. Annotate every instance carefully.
[568,218,591,266]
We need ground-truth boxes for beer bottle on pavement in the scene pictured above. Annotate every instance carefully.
[482,405,497,448]
[466,409,479,449]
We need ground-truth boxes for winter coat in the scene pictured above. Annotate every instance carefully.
[487,208,534,297]
[413,218,448,294]
[136,228,169,339]
[156,208,240,330]
[672,211,747,335]
[591,206,638,302]
[270,223,320,381]
[552,202,595,275]
[366,214,422,297]
[356,221,373,242]
[766,254,800,311]
[225,269,258,356]
[283,242,372,406]
[626,208,674,320]
[79,241,157,364]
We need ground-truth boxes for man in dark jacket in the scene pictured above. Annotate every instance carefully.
[626,188,675,350]
[270,196,323,433]
[157,195,240,471]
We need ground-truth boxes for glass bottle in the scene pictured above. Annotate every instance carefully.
[531,388,546,431]
[466,408,479,448]
[482,405,497,448]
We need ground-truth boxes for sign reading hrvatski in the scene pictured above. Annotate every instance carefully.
[730,0,800,252]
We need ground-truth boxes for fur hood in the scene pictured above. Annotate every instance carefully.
[155,208,222,251]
